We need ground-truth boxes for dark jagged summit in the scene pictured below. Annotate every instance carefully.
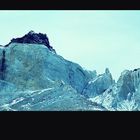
[5,31,56,53]
[11,31,51,47]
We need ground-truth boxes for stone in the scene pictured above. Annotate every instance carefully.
[5,31,56,53]
[82,68,114,98]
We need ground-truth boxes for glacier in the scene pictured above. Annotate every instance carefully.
[0,31,140,111]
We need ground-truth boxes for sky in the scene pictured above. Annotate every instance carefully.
[0,10,140,81]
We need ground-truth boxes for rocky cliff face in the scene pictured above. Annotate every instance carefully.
[0,31,140,111]
[1,43,95,93]
[0,31,105,111]
[5,31,56,53]
[89,69,140,111]
[82,68,114,98]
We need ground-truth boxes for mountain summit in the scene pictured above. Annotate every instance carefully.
[5,31,56,53]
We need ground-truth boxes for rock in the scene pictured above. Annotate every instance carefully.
[82,68,114,98]
[0,81,106,111]
[5,31,56,53]
[116,70,135,100]
[105,68,110,74]
[0,48,6,80]
[116,69,140,100]
[0,39,104,110]
[2,43,94,93]
[89,68,140,111]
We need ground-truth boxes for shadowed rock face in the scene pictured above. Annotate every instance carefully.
[5,31,56,53]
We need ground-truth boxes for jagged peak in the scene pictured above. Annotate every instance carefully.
[105,68,110,74]
[120,70,130,76]
[28,30,35,35]
[5,31,56,53]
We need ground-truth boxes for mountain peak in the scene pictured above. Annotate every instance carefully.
[5,31,56,53]
[28,30,35,35]
[105,68,110,74]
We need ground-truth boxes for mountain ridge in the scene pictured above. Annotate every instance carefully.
[0,31,140,111]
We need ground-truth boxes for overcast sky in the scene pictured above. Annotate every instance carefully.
[0,10,140,81]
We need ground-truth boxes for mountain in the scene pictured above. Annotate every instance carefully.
[82,68,115,98]
[5,31,56,53]
[0,31,140,111]
[89,69,140,111]
[0,31,106,111]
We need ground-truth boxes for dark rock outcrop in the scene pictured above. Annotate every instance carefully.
[5,31,56,53]
[117,70,135,100]
[0,50,6,80]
